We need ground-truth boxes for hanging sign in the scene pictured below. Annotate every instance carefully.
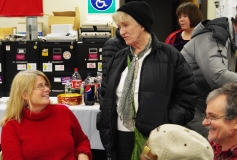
[88,0,115,14]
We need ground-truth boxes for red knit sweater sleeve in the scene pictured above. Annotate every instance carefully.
[1,121,24,160]
[69,110,93,160]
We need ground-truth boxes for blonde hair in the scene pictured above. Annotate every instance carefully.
[112,11,138,26]
[1,70,51,126]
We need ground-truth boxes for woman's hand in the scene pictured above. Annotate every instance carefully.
[140,151,149,160]
[78,153,89,160]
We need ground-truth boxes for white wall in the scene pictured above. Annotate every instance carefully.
[0,0,219,34]
[207,0,216,20]
[0,0,119,35]
[0,0,86,34]
[0,0,119,34]
[207,0,237,20]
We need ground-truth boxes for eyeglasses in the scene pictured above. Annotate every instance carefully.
[34,83,50,91]
[202,113,226,124]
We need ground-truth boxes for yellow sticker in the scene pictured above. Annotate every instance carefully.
[34,45,37,49]
[27,65,31,70]
[70,45,73,49]
[43,64,47,70]
[42,48,48,56]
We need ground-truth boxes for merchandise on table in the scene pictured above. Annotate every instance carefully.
[71,67,82,93]
[57,93,82,106]
[65,80,71,93]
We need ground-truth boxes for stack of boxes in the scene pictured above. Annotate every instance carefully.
[0,7,80,39]
[47,7,80,34]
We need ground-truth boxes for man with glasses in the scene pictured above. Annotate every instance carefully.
[202,82,237,159]
[181,14,237,138]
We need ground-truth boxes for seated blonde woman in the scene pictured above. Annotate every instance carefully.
[1,70,92,160]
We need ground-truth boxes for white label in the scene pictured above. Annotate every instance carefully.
[17,64,26,70]
[27,63,37,70]
[55,65,64,71]
[6,45,10,51]
[42,63,53,72]
[54,77,61,82]
[87,63,96,68]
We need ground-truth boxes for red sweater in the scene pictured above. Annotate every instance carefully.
[1,104,92,160]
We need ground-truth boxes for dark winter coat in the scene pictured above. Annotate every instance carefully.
[98,33,198,156]
[102,28,128,72]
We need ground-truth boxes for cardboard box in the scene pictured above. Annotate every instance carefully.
[17,22,43,36]
[0,27,14,40]
[47,7,80,33]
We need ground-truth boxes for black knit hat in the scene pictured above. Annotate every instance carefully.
[117,1,154,33]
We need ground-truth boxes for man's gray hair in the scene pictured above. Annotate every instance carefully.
[206,82,237,120]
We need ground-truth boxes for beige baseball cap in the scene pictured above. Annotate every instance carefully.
[147,124,214,160]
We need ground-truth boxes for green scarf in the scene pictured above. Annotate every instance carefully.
[117,37,152,131]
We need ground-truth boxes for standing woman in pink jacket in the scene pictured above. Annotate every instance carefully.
[165,2,203,51]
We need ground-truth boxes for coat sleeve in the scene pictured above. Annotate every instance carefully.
[100,52,115,110]
[101,38,121,110]
[102,37,127,73]
[167,47,199,125]
[1,123,24,160]
[191,33,237,88]
[69,110,92,160]
[101,38,126,109]
[102,38,121,72]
